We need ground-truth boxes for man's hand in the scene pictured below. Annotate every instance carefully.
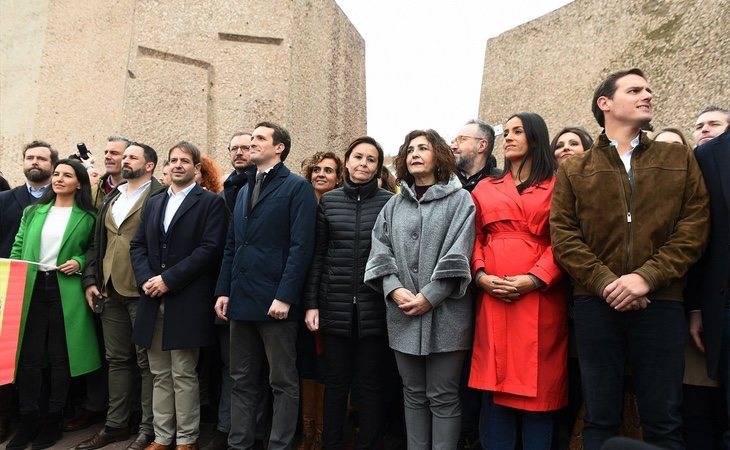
[85,285,101,310]
[689,310,704,352]
[143,275,169,298]
[390,288,416,306]
[305,309,319,331]
[214,296,229,321]
[603,273,650,310]
[399,293,433,316]
[268,299,291,320]
[57,259,80,275]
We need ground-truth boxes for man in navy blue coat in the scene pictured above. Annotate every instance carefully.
[687,106,730,447]
[131,141,228,449]
[215,122,317,450]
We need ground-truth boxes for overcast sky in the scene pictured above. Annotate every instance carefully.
[334,0,573,154]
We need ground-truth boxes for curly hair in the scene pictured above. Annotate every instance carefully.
[197,155,223,193]
[302,151,344,188]
[394,129,456,186]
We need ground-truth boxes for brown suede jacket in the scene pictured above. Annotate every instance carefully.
[550,132,710,301]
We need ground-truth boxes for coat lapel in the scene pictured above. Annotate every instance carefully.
[166,185,202,233]
[708,133,730,216]
[59,204,86,254]
[252,165,289,209]
[494,173,524,214]
[12,186,33,210]
[27,203,51,263]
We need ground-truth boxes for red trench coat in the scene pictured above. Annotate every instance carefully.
[468,174,567,411]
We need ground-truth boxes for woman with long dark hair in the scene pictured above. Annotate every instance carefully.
[365,129,475,449]
[8,158,100,450]
[551,126,593,165]
[469,113,567,450]
[304,137,392,449]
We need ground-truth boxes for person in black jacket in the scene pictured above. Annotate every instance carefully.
[304,136,393,449]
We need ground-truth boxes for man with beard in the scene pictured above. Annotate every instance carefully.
[222,132,252,209]
[92,136,130,208]
[0,140,57,442]
[74,143,165,450]
[450,119,500,192]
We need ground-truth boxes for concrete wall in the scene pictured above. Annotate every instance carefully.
[0,0,366,186]
[479,0,729,162]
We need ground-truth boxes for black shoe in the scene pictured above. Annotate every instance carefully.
[7,412,40,450]
[201,430,228,450]
[76,426,129,450]
[31,411,63,450]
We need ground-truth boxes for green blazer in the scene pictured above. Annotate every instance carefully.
[10,202,100,377]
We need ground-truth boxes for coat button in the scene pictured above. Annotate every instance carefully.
[411,233,418,239]
[161,263,166,268]
[162,244,167,248]
[412,267,418,273]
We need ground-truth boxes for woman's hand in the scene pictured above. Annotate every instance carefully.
[390,288,416,306]
[305,309,320,331]
[478,274,536,301]
[57,259,80,275]
[399,293,433,316]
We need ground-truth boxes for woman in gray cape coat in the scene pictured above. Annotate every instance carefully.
[365,129,475,450]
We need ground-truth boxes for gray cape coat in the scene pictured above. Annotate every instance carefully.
[365,174,475,355]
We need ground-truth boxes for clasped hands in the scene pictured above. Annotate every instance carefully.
[477,274,536,302]
[143,275,169,298]
[602,273,651,312]
[390,288,433,316]
[214,297,291,321]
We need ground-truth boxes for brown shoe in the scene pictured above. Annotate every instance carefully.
[126,433,154,450]
[175,444,198,450]
[144,442,173,450]
[76,427,129,450]
[64,409,106,432]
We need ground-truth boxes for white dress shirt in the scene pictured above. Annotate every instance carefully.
[111,180,152,227]
[163,182,196,232]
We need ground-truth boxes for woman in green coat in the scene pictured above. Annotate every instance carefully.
[8,158,99,450]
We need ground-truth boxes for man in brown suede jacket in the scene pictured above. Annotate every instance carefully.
[550,68,709,450]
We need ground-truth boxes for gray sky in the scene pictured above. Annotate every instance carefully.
[335,0,573,154]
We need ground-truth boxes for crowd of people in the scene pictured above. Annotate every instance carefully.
[0,68,728,450]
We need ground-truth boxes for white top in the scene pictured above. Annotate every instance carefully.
[163,182,196,232]
[111,180,152,227]
[610,134,641,175]
[39,206,73,271]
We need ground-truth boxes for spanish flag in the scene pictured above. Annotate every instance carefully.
[0,259,29,385]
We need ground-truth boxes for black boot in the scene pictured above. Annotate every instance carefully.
[6,411,39,450]
[31,411,63,450]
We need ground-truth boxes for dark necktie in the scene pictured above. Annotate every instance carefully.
[251,172,265,207]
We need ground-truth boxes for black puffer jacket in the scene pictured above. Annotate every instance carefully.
[304,178,392,338]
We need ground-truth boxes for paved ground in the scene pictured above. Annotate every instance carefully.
[4,422,221,450]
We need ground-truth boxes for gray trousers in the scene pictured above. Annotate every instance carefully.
[147,303,201,445]
[229,320,299,450]
[394,350,466,450]
[100,286,153,434]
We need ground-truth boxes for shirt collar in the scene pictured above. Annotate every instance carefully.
[118,179,152,196]
[609,133,641,151]
[167,182,196,198]
[26,183,49,197]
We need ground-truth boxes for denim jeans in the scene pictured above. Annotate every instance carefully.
[486,403,553,450]
[573,296,686,450]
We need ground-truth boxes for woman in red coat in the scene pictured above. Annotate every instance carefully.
[469,112,567,450]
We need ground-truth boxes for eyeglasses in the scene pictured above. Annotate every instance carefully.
[229,145,250,153]
[453,135,484,144]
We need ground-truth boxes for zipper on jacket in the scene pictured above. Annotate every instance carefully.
[613,150,634,274]
[352,193,362,336]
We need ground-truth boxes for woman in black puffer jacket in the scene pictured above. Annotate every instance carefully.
[304,136,393,449]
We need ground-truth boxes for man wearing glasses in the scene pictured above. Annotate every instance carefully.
[450,119,500,192]
[222,132,252,210]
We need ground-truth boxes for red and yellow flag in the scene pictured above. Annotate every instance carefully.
[0,259,29,385]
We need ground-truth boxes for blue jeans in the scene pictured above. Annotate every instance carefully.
[573,296,686,450]
[486,403,553,450]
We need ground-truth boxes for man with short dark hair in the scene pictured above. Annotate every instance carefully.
[450,119,499,192]
[131,141,228,450]
[693,106,730,147]
[0,140,57,441]
[222,132,252,209]
[215,122,317,450]
[551,68,709,450]
[686,105,730,448]
[74,142,164,450]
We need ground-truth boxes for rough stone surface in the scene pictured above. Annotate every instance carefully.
[479,0,730,163]
[0,0,366,185]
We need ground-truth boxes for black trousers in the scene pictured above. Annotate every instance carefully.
[16,271,70,414]
[322,329,386,450]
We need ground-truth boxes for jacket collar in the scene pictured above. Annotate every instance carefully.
[343,177,378,200]
[399,174,462,203]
